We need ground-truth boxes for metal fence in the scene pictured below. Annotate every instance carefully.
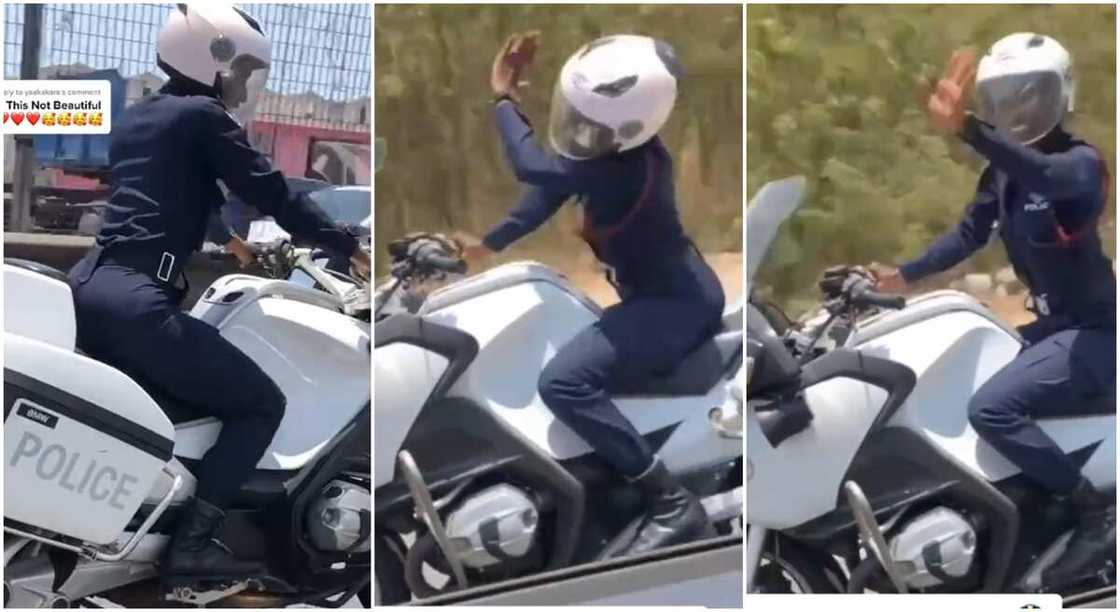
[3,3,371,129]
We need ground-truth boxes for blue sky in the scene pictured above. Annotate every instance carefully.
[4,3,370,101]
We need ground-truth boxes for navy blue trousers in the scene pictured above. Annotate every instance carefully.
[969,322,1116,493]
[538,251,724,477]
[69,257,286,509]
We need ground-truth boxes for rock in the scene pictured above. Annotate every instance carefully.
[961,273,994,296]
[994,266,1025,294]
[994,266,1017,285]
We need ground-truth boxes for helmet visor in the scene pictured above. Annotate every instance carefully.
[548,79,618,160]
[222,54,269,125]
[975,71,1064,144]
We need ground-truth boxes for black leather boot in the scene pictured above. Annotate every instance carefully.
[161,499,266,583]
[599,457,712,559]
[1043,478,1116,590]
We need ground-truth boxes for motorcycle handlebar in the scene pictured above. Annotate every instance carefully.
[851,285,906,310]
[252,240,296,279]
[414,243,467,274]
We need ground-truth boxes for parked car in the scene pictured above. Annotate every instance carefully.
[306,185,371,232]
[218,176,331,239]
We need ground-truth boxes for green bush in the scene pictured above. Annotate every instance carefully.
[375,5,743,272]
[748,4,1116,313]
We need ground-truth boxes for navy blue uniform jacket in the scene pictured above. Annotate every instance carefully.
[482,100,707,298]
[96,84,357,267]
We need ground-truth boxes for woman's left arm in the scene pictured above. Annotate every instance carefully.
[482,182,571,252]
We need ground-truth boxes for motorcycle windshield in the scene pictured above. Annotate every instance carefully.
[745,176,807,296]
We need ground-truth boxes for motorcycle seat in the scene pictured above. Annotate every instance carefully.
[609,329,743,397]
[133,378,207,424]
[4,258,70,285]
[1079,390,1115,414]
[1038,392,1116,419]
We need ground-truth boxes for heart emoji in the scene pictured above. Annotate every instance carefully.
[27,112,40,125]
[2,112,8,124]
[11,112,24,125]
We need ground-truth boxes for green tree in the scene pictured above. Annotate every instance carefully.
[375,5,743,273]
[748,4,1116,312]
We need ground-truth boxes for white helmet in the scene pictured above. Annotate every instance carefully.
[975,33,1074,144]
[157,4,271,123]
[548,35,681,160]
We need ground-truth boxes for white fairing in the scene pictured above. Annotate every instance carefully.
[746,374,888,528]
[4,263,368,556]
[861,293,1115,488]
[373,344,447,485]
[412,263,740,475]
[4,265,76,350]
[178,276,370,470]
[747,291,1116,529]
[4,334,173,544]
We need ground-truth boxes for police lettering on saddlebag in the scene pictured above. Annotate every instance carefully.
[4,369,174,546]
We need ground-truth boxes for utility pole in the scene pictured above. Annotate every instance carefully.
[10,4,42,232]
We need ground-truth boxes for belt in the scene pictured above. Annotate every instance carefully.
[98,244,190,292]
[1028,292,1116,330]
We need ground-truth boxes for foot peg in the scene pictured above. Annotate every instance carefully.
[164,580,254,606]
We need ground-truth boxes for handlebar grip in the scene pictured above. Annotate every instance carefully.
[414,243,467,274]
[425,253,467,274]
[856,289,906,310]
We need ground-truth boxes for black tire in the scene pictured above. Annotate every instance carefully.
[358,581,372,608]
[754,534,843,594]
[375,533,410,605]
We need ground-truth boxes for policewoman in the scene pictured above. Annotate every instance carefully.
[68,5,370,582]
[463,33,725,558]
[875,34,1115,589]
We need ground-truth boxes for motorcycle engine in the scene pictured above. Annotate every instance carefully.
[306,480,371,552]
[445,484,540,570]
[889,507,977,589]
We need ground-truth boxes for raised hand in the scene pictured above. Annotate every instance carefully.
[491,31,540,101]
[927,48,977,134]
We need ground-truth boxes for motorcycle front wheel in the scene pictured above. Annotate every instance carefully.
[375,532,410,605]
